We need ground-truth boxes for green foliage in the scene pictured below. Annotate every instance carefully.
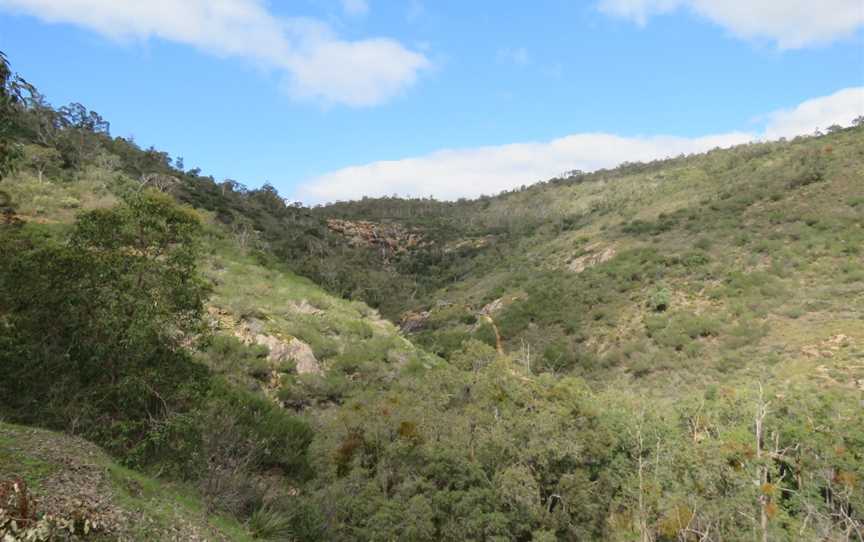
[785,150,827,189]
[416,328,472,358]
[0,192,208,447]
[22,143,61,182]
[2,53,864,541]
[278,372,351,407]
[248,505,293,540]
[0,51,26,180]
[623,215,678,236]
[208,382,313,475]
[286,350,864,541]
[204,334,270,379]
[648,287,671,312]
[645,311,721,355]
[0,421,255,540]
[450,339,498,372]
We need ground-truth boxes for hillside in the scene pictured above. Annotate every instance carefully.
[287,126,864,540]
[0,422,251,540]
[1,52,862,541]
[1,52,446,541]
[307,126,864,394]
[0,126,438,542]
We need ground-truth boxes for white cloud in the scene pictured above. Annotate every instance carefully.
[297,132,754,202]
[0,0,428,106]
[296,87,864,203]
[598,0,864,49]
[341,0,368,17]
[286,37,427,106]
[763,87,864,139]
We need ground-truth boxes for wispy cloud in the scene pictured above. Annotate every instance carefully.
[0,0,429,107]
[598,0,864,49]
[296,87,864,202]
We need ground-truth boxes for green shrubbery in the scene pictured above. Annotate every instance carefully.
[3,52,864,541]
[648,287,671,312]
[204,334,270,379]
[785,150,827,189]
[0,192,313,529]
[282,355,864,541]
[0,191,208,439]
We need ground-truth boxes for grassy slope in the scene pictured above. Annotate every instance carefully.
[1,164,439,539]
[204,234,431,370]
[199,229,440,407]
[2,165,437,394]
[0,422,251,541]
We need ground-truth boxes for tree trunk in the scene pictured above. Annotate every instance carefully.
[755,384,770,542]
[637,426,650,542]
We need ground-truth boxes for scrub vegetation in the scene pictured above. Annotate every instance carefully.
[1,52,862,541]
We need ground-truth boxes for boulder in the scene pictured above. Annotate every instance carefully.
[252,334,321,375]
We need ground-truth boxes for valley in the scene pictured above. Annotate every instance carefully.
[1,51,862,541]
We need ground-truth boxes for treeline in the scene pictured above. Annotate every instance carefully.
[0,52,403,313]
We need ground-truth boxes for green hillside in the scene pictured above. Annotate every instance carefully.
[328,127,864,393]
[1,52,862,541]
[0,422,252,540]
[287,119,864,542]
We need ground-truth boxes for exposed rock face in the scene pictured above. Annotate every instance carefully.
[568,244,617,273]
[248,332,321,376]
[206,306,321,375]
[327,219,426,259]
[479,294,524,317]
[400,310,430,332]
[283,338,321,375]
[480,298,505,317]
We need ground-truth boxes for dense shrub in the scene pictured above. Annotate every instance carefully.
[0,192,314,525]
[203,334,270,377]
[648,287,671,312]
[0,191,209,451]
[785,151,826,189]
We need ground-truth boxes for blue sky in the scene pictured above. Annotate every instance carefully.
[0,0,862,202]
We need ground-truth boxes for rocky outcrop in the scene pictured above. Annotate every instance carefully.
[327,219,426,259]
[479,294,524,317]
[282,338,320,375]
[207,307,322,375]
[568,244,617,273]
[241,326,322,376]
[802,334,853,359]
[479,297,506,317]
[400,310,430,333]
